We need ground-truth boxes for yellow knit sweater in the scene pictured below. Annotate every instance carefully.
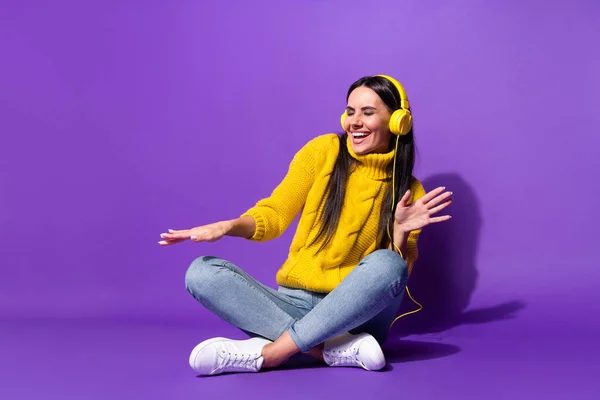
[241,133,426,293]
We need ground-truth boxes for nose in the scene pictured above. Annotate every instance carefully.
[350,114,363,129]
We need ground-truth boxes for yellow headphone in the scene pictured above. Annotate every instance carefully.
[340,74,413,136]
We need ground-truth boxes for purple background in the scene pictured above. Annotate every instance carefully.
[1,0,599,398]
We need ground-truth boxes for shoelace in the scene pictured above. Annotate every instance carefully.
[215,349,261,372]
[327,346,360,366]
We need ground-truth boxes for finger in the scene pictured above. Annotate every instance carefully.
[158,238,186,246]
[425,191,453,209]
[161,232,190,240]
[429,199,453,215]
[419,186,446,204]
[430,215,452,223]
[398,189,411,207]
[168,229,188,233]
[163,236,187,243]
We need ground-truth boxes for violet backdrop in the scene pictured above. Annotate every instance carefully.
[1,0,599,338]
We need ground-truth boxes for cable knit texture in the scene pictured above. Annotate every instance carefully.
[241,134,426,293]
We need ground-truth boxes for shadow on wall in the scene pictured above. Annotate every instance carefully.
[391,172,525,337]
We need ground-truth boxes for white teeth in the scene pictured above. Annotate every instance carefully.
[352,132,369,137]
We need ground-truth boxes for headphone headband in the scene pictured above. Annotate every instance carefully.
[376,74,410,110]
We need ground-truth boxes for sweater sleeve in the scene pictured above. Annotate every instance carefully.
[405,178,427,276]
[240,138,320,242]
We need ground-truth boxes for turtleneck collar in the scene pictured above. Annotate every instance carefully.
[346,136,395,180]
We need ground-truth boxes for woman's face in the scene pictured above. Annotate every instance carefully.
[344,86,393,155]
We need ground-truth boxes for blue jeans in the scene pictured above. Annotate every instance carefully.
[184,249,408,352]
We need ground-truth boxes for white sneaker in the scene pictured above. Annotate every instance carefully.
[323,332,386,371]
[189,336,272,376]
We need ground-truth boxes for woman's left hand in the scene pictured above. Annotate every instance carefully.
[394,186,453,233]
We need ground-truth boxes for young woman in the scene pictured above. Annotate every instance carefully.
[159,75,453,376]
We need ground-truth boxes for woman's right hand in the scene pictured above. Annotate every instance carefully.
[158,221,233,246]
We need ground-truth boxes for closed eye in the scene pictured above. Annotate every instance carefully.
[346,106,377,115]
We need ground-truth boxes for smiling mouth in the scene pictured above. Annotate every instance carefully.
[351,132,371,144]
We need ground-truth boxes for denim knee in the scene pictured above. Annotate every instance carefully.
[184,256,224,297]
[361,249,408,293]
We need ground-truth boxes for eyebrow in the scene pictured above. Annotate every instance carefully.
[346,106,377,111]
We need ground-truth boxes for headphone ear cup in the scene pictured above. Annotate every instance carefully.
[340,111,347,132]
[389,109,413,136]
